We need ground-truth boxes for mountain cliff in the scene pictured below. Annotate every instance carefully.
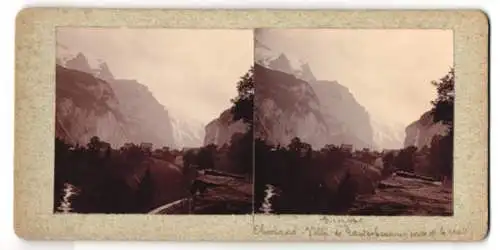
[311,80,373,149]
[371,119,405,150]
[203,108,248,146]
[404,110,450,149]
[254,39,374,149]
[170,113,205,148]
[108,79,175,148]
[55,65,130,148]
[255,39,316,83]
[56,47,176,148]
[254,64,330,149]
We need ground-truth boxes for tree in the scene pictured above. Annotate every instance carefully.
[160,148,175,162]
[197,144,217,170]
[231,67,254,125]
[135,167,155,212]
[228,131,253,175]
[87,136,101,152]
[288,137,302,152]
[105,146,112,158]
[429,68,454,181]
[123,144,144,163]
[183,149,197,168]
[394,146,418,172]
[429,134,453,180]
[359,150,377,165]
[431,68,454,126]
[382,152,396,177]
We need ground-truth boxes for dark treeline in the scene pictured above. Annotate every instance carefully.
[186,66,254,177]
[54,137,191,213]
[54,66,255,214]
[254,68,455,214]
[429,68,454,181]
[54,134,252,213]
[255,137,352,213]
[386,68,454,182]
[254,136,399,214]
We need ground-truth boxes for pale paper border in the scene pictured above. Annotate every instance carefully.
[14,8,489,241]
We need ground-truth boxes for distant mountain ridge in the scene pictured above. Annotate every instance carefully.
[170,112,205,148]
[404,110,450,149]
[204,108,249,147]
[254,39,375,149]
[55,65,130,148]
[370,118,405,150]
[56,42,406,150]
[56,45,203,149]
[254,64,330,149]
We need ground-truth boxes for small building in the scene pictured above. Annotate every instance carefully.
[340,144,353,153]
[152,149,164,158]
[140,142,153,152]
[381,149,401,160]
[122,142,135,150]
[98,142,111,157]
[97,141,110,151]
[182,147,197,152]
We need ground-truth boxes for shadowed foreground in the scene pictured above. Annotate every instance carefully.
[257,165,452,216]
[347,172,452,216]
[148,170,253,214]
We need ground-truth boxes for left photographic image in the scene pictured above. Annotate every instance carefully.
[54,28,254,214]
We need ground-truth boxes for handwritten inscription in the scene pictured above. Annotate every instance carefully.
[441,226,468,236]
[304,226,343,238]
[253,224,297,236]
[319,216,363,225]
[252,223,469,239]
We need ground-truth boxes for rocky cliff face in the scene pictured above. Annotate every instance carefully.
[311,80,373,149]
[254,39,374,149]
[56,48,176,148]
[404,110,450,149]
[255,39,316,83]
[204,108,248,146]
[108,79,175,148]
[170,114,205,148]
[55,65,130,148]
[371,119,405,150]
[254,64,330,149]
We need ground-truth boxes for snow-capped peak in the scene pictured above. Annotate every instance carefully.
[370,117,406,150]
[168,110,206,149]
[57,44,102,68]
[254,43,281,68]
[56,44,114,82]
[255,39,316,82]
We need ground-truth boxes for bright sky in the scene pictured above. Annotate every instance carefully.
[256,29,454,128]
[57,28,453,131]
[57,28,254,124]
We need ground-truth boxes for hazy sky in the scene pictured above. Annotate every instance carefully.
[57,28,453,131]
[57,28,254,124]
[256,29,453,127]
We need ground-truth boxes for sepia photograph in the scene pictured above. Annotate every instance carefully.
[53,28,254,214]
[254,28,454,215]
[13,8,488,241]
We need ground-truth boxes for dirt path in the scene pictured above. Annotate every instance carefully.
[347,173,453,216]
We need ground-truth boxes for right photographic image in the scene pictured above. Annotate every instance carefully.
[253,28,454,215]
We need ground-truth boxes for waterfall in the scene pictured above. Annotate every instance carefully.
[259,184,277,214]
[56,183,81,213]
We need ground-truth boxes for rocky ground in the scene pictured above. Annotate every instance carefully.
[347,172,453,216]
[147,168,452,216]
[192,171,253,214]
[148,170,253,215]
